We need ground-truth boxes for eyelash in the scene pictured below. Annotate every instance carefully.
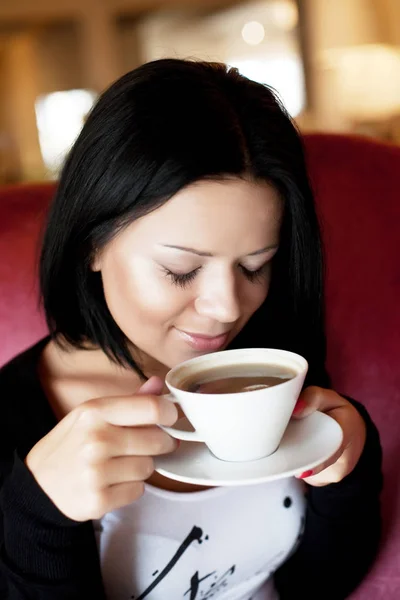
[162,264,269,288]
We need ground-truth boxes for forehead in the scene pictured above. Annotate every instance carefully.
[126,178,283,246]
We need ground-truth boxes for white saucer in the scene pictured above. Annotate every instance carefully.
[155,412,343,486]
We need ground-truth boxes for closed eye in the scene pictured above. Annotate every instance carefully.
[162,263,270,288]
[240,263,270,283]
[162,267,200,288]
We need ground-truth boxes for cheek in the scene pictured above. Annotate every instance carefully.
[100,256,191,334]
[242,274,271,315]
[246,284,269,314]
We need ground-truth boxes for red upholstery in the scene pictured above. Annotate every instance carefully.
[0,134,399,597]
[305,134,400,599]
[0,183,53,365]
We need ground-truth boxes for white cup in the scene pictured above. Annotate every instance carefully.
[161,348,308,462]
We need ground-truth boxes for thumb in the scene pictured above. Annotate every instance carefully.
[291,386,324,420]
[137,376,165,396]
[292,386,348,420]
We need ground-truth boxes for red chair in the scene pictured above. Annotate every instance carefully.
[305,134,399,599]
[0,182,53,363]
[0,134,399,598]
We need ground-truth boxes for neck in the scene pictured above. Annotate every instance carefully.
[126,343,169,382]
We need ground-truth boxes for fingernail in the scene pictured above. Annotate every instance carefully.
[293,399,307,415]
[298,469,313,479]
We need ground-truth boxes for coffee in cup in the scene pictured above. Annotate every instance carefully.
[179,362,297,394]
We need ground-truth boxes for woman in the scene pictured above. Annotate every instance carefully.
[0,59,382,599]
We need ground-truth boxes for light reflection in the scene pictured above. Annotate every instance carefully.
[230,55,305,117]
[241,21,265,46]
[35,89,97,177]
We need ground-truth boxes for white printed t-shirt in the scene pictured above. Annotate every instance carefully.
[94,477,305,600]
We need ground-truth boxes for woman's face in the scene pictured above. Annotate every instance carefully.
[94,178,283,371]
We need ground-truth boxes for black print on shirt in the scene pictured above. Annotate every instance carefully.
[184,565,236,599]
[131,526,235,600]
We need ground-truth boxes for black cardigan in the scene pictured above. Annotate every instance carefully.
[0,339,383,599]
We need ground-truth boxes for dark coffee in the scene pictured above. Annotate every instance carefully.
[179,363,297,394]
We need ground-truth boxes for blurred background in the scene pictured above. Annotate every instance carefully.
[1,0,400,183]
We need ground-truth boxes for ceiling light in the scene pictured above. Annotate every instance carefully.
[241,21,265,46]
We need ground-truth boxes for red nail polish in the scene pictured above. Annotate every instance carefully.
[298,469,313,479]
[293,399,307,415]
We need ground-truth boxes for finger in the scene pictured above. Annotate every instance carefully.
[295,445,344,482]
[292,386,347,419]
[85,457,154,489]
[295,404,349,481]
[79,394,178,427]
[90,425,178,459]
[96,481,146,517]
[304,405,366,484]
[297,452,352,486]
[292,386,323,419]
[137,376,164,396]
[295,396,366,487]
[103,455,155,486]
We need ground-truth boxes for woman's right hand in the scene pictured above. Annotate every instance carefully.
[25,376,178,522]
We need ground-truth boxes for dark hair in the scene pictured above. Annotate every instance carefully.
[40,58,328,386]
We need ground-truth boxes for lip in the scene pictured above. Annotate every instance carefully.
[175,328,230,351]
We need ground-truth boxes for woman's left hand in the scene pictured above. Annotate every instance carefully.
[292,386,367,487]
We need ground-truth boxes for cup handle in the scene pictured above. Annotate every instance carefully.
[159,394,205,442]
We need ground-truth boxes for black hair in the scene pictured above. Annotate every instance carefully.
[40,58,328,386]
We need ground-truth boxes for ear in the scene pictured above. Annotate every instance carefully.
[91,251,102,272]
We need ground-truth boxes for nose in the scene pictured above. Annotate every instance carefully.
[194,269,241,324]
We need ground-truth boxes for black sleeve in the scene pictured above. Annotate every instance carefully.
[0,452,106,599]
[274,398,383,599]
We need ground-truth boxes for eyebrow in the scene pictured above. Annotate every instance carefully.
[159,244,279,257]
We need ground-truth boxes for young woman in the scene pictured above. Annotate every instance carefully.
[0,59,382,600]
